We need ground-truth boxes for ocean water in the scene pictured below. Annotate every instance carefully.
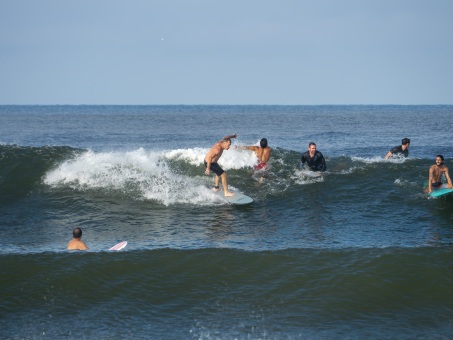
[1,105,453,339]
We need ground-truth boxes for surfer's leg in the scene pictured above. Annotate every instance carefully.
[214,176,220,192]
[220,173,234,196]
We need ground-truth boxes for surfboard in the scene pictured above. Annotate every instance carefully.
[297,169,322,178]
[429,188,453,198]
[109,241,127,251]
[213,189,253,205]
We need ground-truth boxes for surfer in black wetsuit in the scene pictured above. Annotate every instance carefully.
[301,142,326,172]
[385,138,410,159]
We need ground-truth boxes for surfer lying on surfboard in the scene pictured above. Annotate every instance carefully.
[204,133,237,197]
[236,138,272,171]
[425,155,453,193]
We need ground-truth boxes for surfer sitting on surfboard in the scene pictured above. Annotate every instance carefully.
[301,142,326,172]
[204,133,237,197]
[237,138,272,171]
[67,227,88,251]
[425,155,453,193]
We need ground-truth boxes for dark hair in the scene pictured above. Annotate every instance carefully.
[73,227,83,239]
[437,155,444,161]
[402,138,410,145]
[308,142,316,147]
[260,138,268,148]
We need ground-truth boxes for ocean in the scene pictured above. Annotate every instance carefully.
[1,105,453,339]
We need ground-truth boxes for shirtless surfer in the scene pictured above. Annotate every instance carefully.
[204,133,237,197]
[67,227,88,250]
[425,155,453,193]
[237,138,271,170]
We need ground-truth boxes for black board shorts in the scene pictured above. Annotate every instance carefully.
[204,160,224,176]
[432,182,443,188]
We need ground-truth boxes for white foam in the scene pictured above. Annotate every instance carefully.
[351,156,406,164]
[43,148,244,206]
[163,147,259,169]
[292,169,324,185]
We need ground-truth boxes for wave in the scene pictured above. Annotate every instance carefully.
[2,247,453,339]
[0,145,80,203]
[0,144,443,206]
[42,147,261,206]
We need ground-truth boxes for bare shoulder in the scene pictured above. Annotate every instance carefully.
[208,142,220,151]
[212,143,222,152]
[207,143,222,156]
[67,239,88,250]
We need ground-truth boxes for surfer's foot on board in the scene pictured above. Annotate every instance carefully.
[224,191,235,197]
[213,186,220,192]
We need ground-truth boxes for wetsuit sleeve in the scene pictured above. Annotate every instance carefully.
[389,146,400,154]
[318,155,326,172]
[315,152,326,172]
[301,153,306,167]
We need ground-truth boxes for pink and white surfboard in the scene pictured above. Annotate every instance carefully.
[109,241,127,251]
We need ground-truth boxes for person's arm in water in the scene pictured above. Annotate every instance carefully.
[385,147,397,159]
[428,165,435,193]
[445,166,453,189]
[300,153,307,169]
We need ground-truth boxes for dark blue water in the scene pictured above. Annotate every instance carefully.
[1,105,453,338]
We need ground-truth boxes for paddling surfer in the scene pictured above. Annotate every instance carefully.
[425,155,453,193]
[237,138,271,170]
[301,142,326,172]
[204,133,237,197]
[67,227,88,250]
[385,138,410,159]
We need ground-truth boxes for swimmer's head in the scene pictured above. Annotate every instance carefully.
[73,227,83,239]
[402,138,410,145]
[436,155,444,164]
[260,138,268,148]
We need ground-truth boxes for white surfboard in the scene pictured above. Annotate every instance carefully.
[109,241,127,251]
[298,169,322,178]
[213,189,253,205]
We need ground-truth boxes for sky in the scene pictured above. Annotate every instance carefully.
[1,0,452,105]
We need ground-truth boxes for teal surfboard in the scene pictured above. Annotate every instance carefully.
[430,188,453,198]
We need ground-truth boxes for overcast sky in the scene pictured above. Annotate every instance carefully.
[1,0,452,105]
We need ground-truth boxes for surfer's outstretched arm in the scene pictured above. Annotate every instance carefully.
[221,133,237,141]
